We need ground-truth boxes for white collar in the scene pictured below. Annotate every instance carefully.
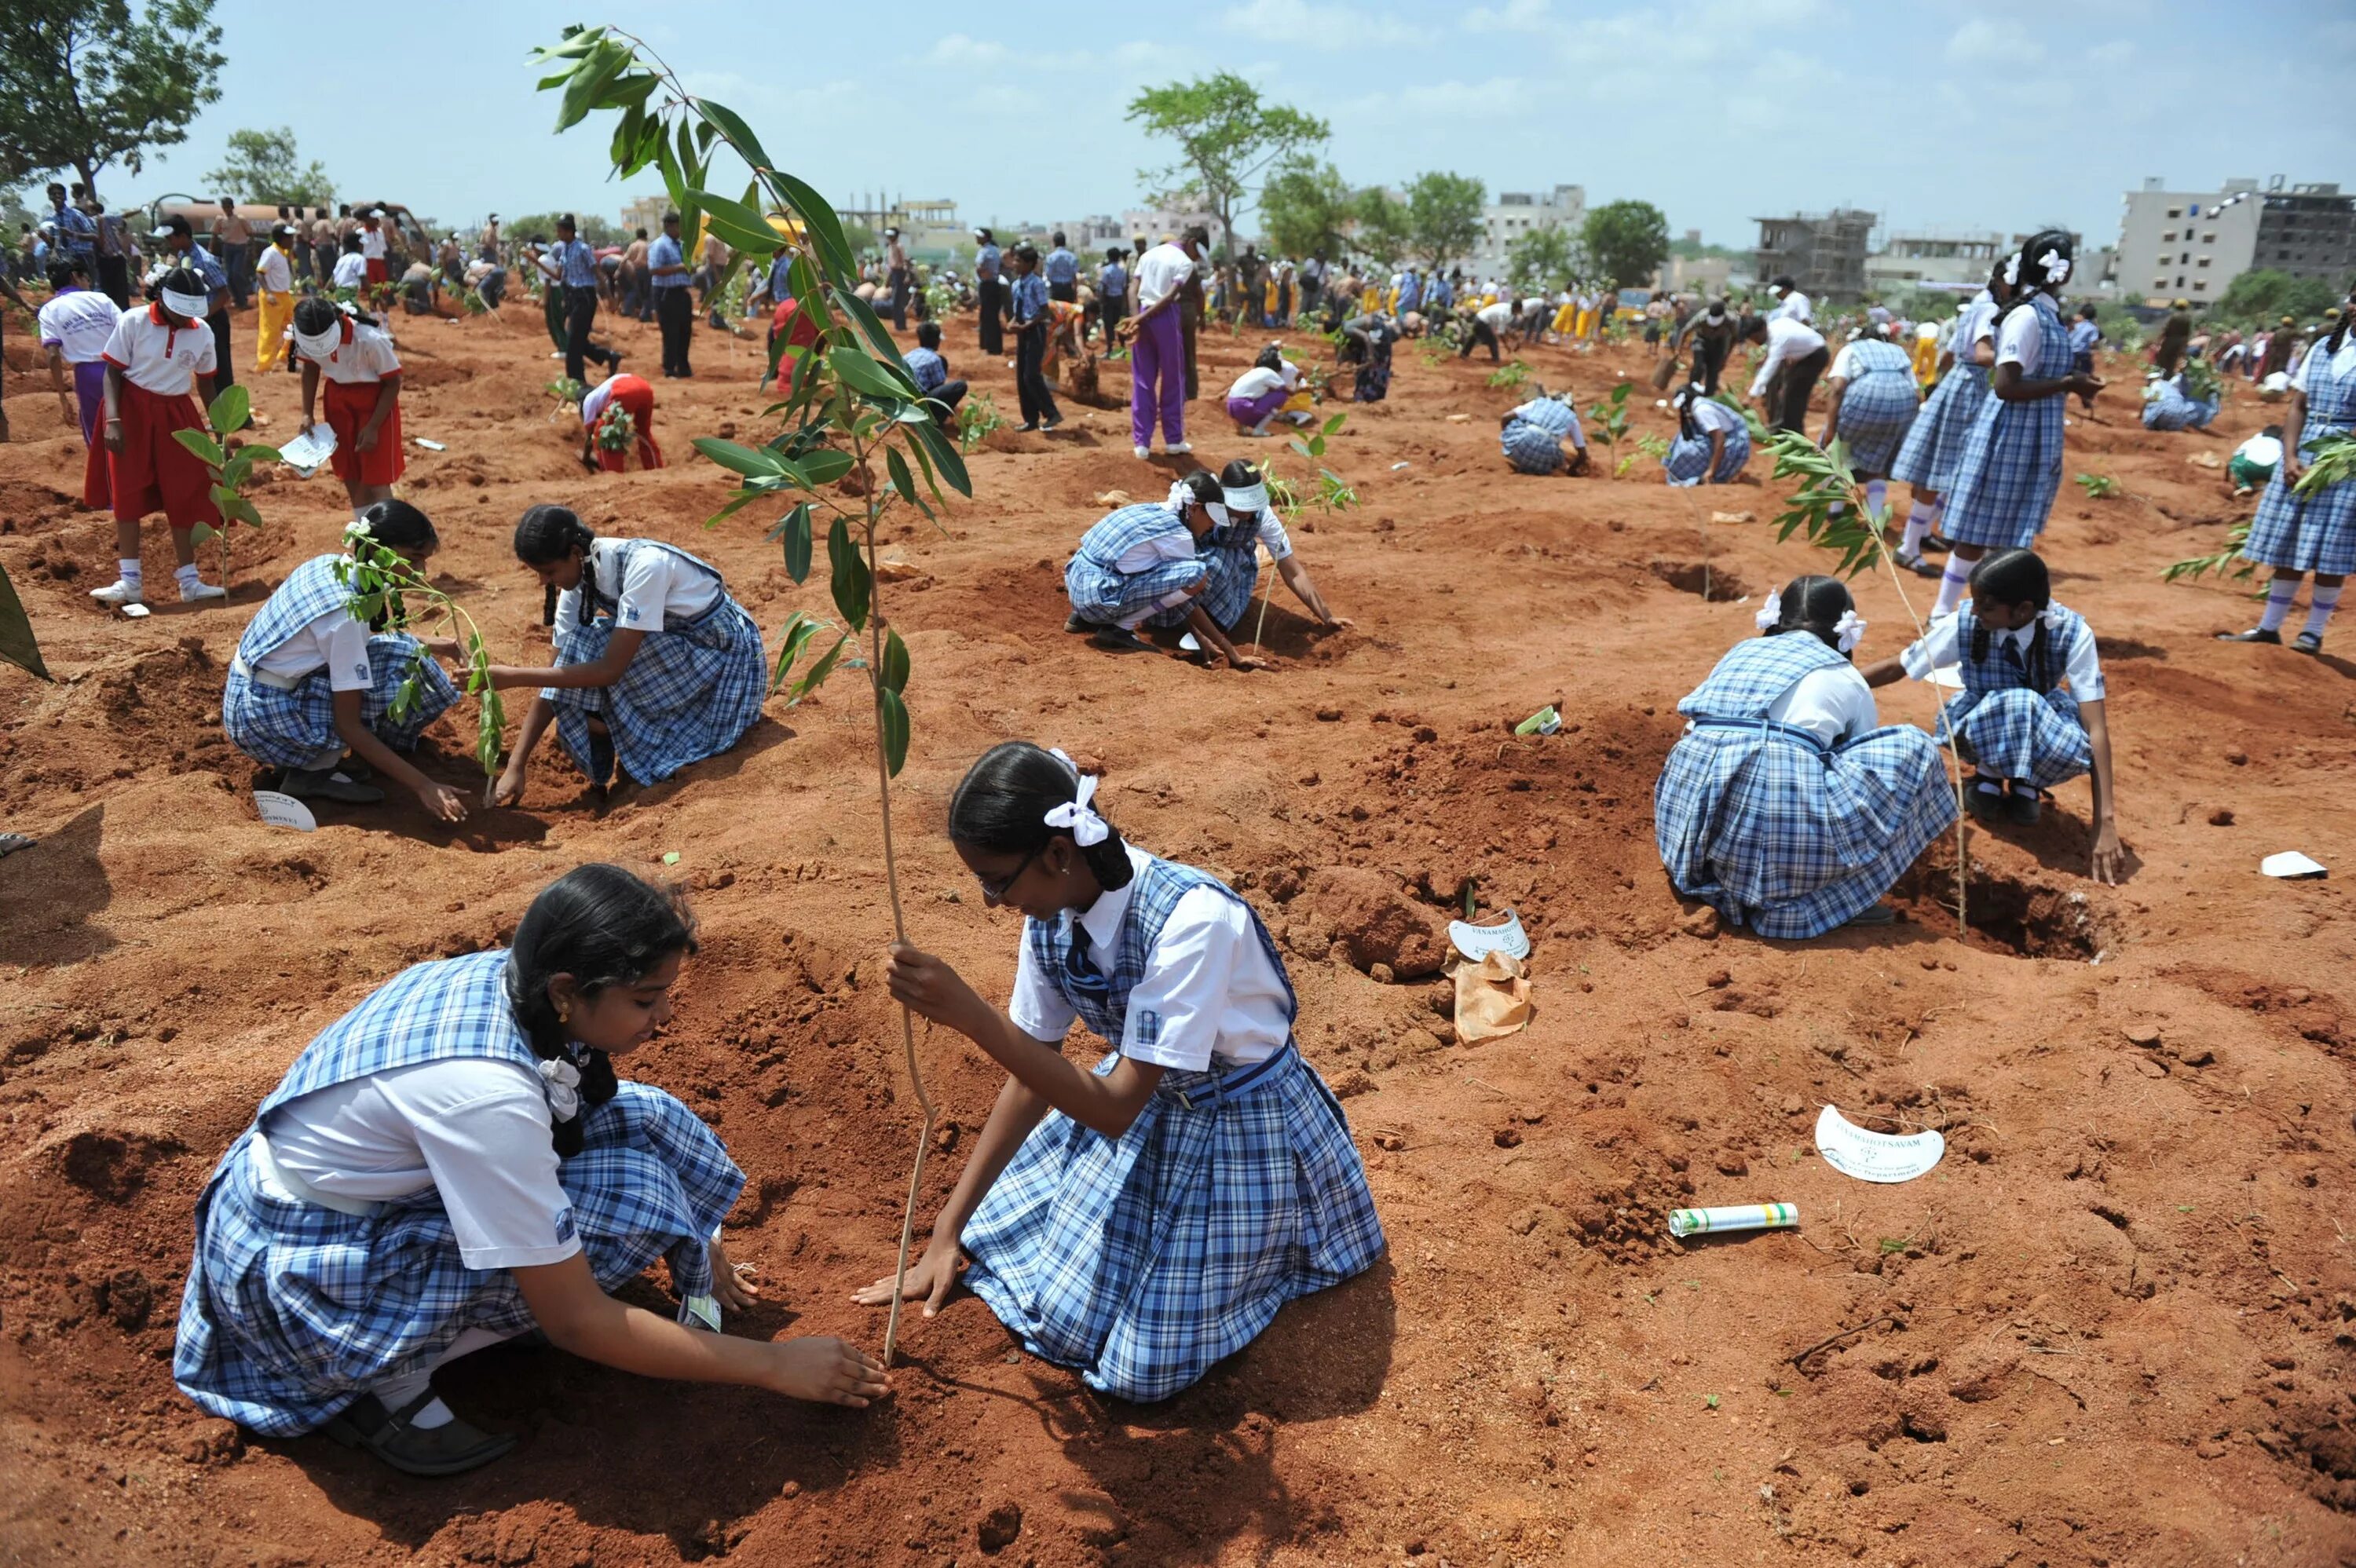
[1076,845,1151,955]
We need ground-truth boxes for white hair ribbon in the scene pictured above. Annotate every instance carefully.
[1041,756,1110,847]
[2040,605,2068,631]
[2003,251,2024,287]
[2037,248,2071,284]
[538,1055,583,1120]
[1754,587,1784,633]
[1164,480,1197,514]
[159,284,212,321]
[1832,609,1868,654]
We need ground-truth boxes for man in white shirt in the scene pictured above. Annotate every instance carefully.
[1121,231,1202,459]
[1768,275,1812,323]
[1462,297,1516,362]
[255,223,297,375]
[1743,312,1830,433]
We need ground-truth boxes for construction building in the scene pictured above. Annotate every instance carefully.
[1864,229,2006,294]
[1752,210,1875,302]
[2116,177,2355,304]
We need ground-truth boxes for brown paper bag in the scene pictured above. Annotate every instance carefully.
[1452,951,1533,1044]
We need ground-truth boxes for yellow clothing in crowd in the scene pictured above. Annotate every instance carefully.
[1911,324,1941,388]
[255,287,294,374]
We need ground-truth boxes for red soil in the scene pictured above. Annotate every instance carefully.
[2,298,2353,1567]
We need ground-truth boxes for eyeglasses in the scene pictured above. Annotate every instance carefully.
[975,842,1047,904]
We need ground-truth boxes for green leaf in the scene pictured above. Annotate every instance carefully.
[828,515,871,632]
[1321,413,1348,437]
[599,71,659,110]
[218,492,265,529]
[769,609,825,694]
[906,415,974,499]
[207,383,251,438]
[799,449,855,486]
[1287,438,1315,460]
[786,630,849,705]
[828,288,909,371]
[766,170,854,279]
[692,437,785,479]
[827,345,920,404]
[687,187,785,260]
[609,101,645,172]
[884,446,921,504]
[878,686,909,777]
[173,428,225,468]
[554,40,628,131]
[236,444,282,466]
[690,101,775,187]
[189,521,218,546]
[880,627,909,694]
[778,503,814,582]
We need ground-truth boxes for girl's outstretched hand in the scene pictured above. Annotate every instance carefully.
[762,1336,888,1408]
[886,942,983,1032]
[852,1237,964,1319]
[708,1234,759,1313]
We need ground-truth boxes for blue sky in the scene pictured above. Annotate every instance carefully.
[92,0,2356,250]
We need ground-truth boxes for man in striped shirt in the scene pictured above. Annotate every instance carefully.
[532,215,624,386]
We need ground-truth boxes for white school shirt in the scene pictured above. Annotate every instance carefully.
[2233,432,2282,466]
[253,600,375,692]
[1684,397,1743,437]
[1008,846,1288,1072]
[553,538,722,632]
[1760,661,1879,747]
[300,321,402,385]
[332,251,368,289]
[1995,305,2050,371]
[265,1058,581,1271]
[1829,341,1889,381]
[1476,300,1516,331]
[2294,334,2356,393]
[36,287,119,364]
[1770,289,1813,323]
[1231,511,1294,561]
[1748,317,1827,398]
[360,225,386,259]
[1901,610,2105,700]
[101,303,216,396]
[1134,243,1195,313]
[1227,366,1288,400]
[1104,513,1203,573]
[257,244,292,293]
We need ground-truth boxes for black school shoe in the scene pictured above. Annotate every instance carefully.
[2216,627,2281,644]
[1063,612,1100,634]
[1893,550,1941,579]
[2007,786,2051,827]
[2292,630,2325,655]
[1091,625,1152,652]
[280,767,386,805]
[1963,780,2011,824]
[324,1391,516,1477]
[1920,533,1952,554]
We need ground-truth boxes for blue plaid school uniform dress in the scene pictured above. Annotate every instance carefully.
[174,950,742,1436]
[1653,635,1955,939]
[222,554,459,769]
[547,540,767,787]
[2244,343,2356,576]
[961,857,1385,1402]
[2139,378,2218,432]
[1664,404,1752,485]
[1066,503,1209,627]
[1939,294,2072,548]
[1146,526,1257,630]
[1354,322,1395,403]
[1829,339,1921,473]
[1501,398,1581,475]
[1935,601,2094,788]
[1892,295,1995,493]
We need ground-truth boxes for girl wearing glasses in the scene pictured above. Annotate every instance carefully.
[854,742,1384,1400]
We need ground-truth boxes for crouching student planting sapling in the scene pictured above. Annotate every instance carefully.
[1063,471,1268,668]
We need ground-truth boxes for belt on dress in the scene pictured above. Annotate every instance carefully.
[247,1128,383,1218]
[1168,1043,1297,1111]
[229,653,305,693]
[1692,716,1829,752]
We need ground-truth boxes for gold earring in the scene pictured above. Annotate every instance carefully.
[556,1001,571,1023]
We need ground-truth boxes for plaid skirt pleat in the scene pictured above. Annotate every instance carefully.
[2244,468,2356,576]
[547,601,767,787]
[1663,426,1751,486]
[1938,393,2065,548]
[1890,364,1988,492]
[174,1082,742,1436]
[1831,373,1920,474]
[1941,689,2090,788]
[1653,723,1956,939]
[1065,553,1209,627]
[222,634,459,769]
[1147,544,1257,630]
[961,1049,1385,1402]
[1502,419,1564,474]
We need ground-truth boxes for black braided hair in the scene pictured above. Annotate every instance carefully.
[1966,548,2055,689]
[1764,574,1856,656]
[2325,289,2354,359]
[1674,382,1706,441]
[504,864,698,1157]
[1992,228,2074,335]
[948,741,1135,893]
[514,504,598,629]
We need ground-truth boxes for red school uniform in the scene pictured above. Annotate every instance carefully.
[298,318,405,487]
[100,302,221,532]
[582,374,663,473]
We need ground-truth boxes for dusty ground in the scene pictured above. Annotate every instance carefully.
[2,293,2352,1568]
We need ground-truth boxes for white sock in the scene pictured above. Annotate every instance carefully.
[174,563,202,591]
[2303,585,2342,638]
[302,743,346,771]
[407,1397,456,1429]
[1864,479,1888,521]
[118,558,144,590]
[1901,506,1933,555]
[2257,579,2299,632]
[1933,559,1972,617]
[371,1365,434,1413]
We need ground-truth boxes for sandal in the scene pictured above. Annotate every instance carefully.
[323,1390,517,1477]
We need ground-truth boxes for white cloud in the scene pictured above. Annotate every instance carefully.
[925,34,1010,68]
[1465,0,1553,34]
[1220,0,1427,47]
[1945,17,2044,65]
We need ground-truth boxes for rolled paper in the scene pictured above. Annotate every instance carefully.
[1669,1202,1798,1239]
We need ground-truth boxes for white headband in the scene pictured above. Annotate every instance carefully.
[159,284,212,321]
[1222,481,1270,514]
[293,325,342,362]
[1754,587,1783,633]
[1831,609,1868,654]
[1044,748,1110,846]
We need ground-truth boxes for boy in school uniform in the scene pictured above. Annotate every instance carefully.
[90,268,229,609]
[904,320,968,425]
[1043,232,1079,304]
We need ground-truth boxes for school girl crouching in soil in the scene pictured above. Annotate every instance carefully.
[1498,389,1592,476]
[1063,471,1268,669]
[487,506,767,802]
[856,743,1385,1401]
[1861,547,2125,884]
[175,864,885,1477]
[1654,576,1956,937]
[221,500,469,819]
[1661,382,1751,486]
[1143,459,1351,641]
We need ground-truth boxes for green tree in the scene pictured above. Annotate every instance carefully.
[1126,73,1328,258]
[507,210,623,247]
[1505,225,1583,294]
[1406,171,1485,275]
[205,126,334,207]
[1352,188,1412,272]
[1259,159,1355,261]
[1582,199,1670,290]
[0,0,225,203]
[2210,268,2341,327]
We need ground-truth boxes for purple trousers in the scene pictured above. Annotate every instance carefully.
[1226,386,1288,429]
[1130,307,1185,448]
[74,359,107,441]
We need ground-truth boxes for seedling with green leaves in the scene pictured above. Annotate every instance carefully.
[334,532,509,784]
[535,24,974,1363]
[1587,381,1635,475]
[1485,359,1530,390]
[591,404,638,455]
[547,377,587,422]
[1713,392,1772,445]
[956,389,1004,455]
[2074,473,2121,499]
[170,385,280,593]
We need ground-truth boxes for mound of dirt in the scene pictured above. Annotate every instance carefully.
[1290,865,1449,978]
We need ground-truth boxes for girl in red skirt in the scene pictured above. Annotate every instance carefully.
[579,373,664,473]
[92,267,227,609]
[292,297,404,521]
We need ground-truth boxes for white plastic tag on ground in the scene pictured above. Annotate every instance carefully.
[1814,1105,1944,1183]
[119,602,151,619]
[1449,908,1531,963]
[2261,851,2326,879]
[1179,632,1202,652]
[415,438,447,451]
[254,791,318,832]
